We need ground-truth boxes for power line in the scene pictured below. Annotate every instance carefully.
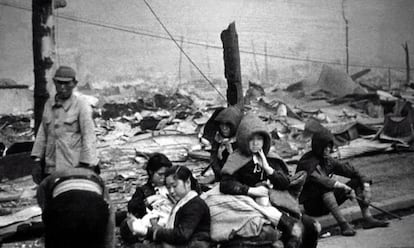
[141,0,226,100]
[0,1,410,72]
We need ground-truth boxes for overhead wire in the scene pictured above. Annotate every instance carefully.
[0,1,410,72]
[141,0,226,100]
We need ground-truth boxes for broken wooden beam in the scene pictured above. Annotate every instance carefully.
[221,22,244,109]
[351,69,371,81]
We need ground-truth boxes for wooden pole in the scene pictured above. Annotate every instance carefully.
[402,42,410,86]
[178,36,183,85]
[264,42,269,84]
[251,40,261,81]
[388,67,391,90]
[32,0,55,134]
[221,22,244,109]
[342,0,349,74]
[206,38,211,77]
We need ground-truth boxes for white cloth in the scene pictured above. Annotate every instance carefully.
[154,186,170,198]
[128,189,174,235]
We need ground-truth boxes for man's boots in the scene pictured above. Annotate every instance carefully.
[358,194,389,229]
[362,217,389,229]
[322,192,356,236]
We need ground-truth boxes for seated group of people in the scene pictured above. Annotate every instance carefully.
[36,106,389,248]
[118,106,388,248]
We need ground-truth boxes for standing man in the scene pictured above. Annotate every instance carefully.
[31,66,98,183]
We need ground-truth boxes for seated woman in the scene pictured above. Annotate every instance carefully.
[127,165,211,248]
[209,106,243,182]
[220,113,309,248]
[120,153,174,244]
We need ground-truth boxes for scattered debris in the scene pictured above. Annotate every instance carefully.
[2,66,414,245]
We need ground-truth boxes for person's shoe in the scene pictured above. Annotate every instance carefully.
[362,217,389,229]
[339,222,356,236]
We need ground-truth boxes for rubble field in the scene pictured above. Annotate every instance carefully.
[1,65,414,247]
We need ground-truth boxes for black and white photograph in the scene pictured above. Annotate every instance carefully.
[0,0,413,247]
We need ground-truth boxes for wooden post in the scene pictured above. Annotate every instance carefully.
[32,0,55,134]
[342,0,349,74]
[264,42,269,84]
[221,22,243,109]
[251,40,260,81]
[178,36,183,85]
[402,42,410,85]
[206,38,211,77]
[388,67,391,90]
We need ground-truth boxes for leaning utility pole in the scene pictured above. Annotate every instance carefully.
[32,0,65,134]
[402,42,411,86]
[221,22,244,110]
[341,0,349,74]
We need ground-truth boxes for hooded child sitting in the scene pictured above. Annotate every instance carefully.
[220,113,304,248]
[209,106,243,182]
[296,130,389,236]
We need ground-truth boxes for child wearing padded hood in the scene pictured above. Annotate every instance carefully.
[209,106,243,182]
[220,113,312,248]
[296,130,389,236]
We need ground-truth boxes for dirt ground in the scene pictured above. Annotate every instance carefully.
[344,151,414,204]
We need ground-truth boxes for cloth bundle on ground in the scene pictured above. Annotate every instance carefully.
[201,185,281,242]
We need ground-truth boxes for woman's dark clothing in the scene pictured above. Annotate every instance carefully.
[210,140,238,181]
[210,106,243,181]
[147,196,211,248]
[220,113,290,195]
[296,130,370,216]
[220,158,290,195]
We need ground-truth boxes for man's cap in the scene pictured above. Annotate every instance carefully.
[53,66,76,82]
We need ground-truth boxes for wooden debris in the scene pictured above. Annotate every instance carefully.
[333,138,393,159]
[0,206,41,228]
